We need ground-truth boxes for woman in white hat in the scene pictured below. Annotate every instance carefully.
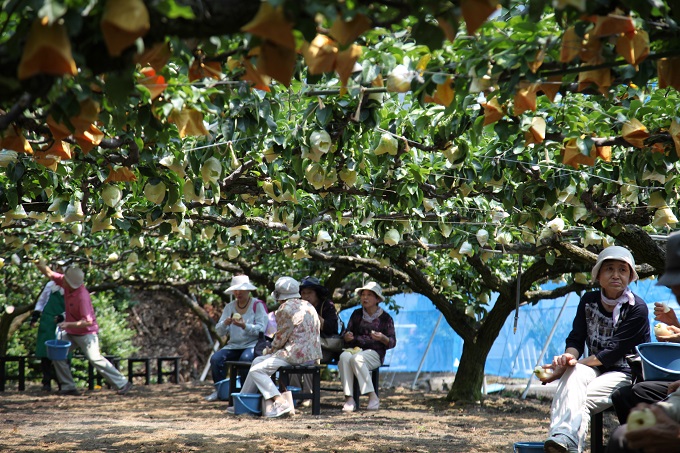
[339,281,396,412]
[535,246,650,453]
[206,275,268,401]
[230,276,321,418]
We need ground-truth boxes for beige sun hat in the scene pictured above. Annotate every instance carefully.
[64,266,85,289]
[355,281,385,301]
[226,275,257,294]
[591,246,639,283]
[270,276,301,301]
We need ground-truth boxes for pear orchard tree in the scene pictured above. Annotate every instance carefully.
[0,0,679,401]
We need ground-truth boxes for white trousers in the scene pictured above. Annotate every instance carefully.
[549,364,630,452]
[338,349,381,397]
[240,354,290,400]
[53,333,128,391]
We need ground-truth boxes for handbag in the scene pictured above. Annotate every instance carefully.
[254,332,273,358]
[320,335,345,352]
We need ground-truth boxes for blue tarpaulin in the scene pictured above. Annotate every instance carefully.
[339,280,675,379]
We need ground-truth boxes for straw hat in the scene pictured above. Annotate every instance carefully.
[64,266,85,289]
[658,233,680,287]
[226,275,257,294]
[354,281,385,301]
[591,246,639,283]
[271,276,301,301]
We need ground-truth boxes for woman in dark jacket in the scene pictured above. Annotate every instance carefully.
[339,282,396,412]
[299,276,340,363]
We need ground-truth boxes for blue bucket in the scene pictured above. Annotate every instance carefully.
[45,339,71,360]
[513,442,544,453]
[637,342,680,381]
[214,378,231,401]
[232,393,262,415]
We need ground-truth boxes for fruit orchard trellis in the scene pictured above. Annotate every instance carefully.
[0,0,679,401]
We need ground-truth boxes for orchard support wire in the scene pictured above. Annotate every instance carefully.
[514,254,523,334]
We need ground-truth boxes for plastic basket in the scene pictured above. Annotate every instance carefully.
[214,378,231,401]
[232,393,262,415]
[637,342,680,381]
[45,339,71,361]
[513,442,544,452]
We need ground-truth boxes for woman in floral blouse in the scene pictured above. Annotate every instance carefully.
[339,282,396,412]
[232,276,321,418]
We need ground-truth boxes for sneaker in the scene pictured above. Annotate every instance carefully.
[544,434,577,453]
[117,382,133,395]
[58,388,81,396]
[41,384,52,392]
[265,401,292,418]
[226,406,235,415]
[342,398,356,412]
[205,391,219,402]
[367,397,380,411]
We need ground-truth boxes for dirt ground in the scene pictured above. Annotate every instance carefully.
[0,377,619,453]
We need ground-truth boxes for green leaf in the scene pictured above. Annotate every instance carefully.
[154,0,196,19]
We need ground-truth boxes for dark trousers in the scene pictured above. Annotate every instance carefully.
[210,348,254,383]
[40,358,59,389]
[606,425,641,453]
[611,381,671,423]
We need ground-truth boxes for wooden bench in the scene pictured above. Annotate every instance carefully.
[127,357,152,385]
[352,365,388,407]
[0,355,179,391]
[590,407,615,453]
[157,356,181,383]
[278,364,322,415]
[225,360,253,404]
[0,356,27,391]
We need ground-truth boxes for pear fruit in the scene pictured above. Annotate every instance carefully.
[655,322,672,338]
[534,366,552,380]
[627,408,656,431]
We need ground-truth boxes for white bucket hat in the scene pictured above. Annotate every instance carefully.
[64,266,85,289]
[355,281,385,301]
[226,275,257,294]
[591,246,639,283]
[271,276,301,301]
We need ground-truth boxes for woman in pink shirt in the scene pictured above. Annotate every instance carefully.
[36,262,132,396]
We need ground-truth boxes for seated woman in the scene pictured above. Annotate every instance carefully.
[300,276,341,363]
[230,276,321,418]
[206,275,267,402]
[536,246,650,453]
[339,282,396,412]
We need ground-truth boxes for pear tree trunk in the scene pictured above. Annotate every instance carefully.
[445,292,518,402]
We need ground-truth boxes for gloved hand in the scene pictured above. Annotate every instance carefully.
[29,310,41,327]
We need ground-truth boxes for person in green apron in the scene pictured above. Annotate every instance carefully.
[30,279,65,392]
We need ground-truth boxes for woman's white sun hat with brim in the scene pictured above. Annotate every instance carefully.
[226,275,257,294]
[64,266,85,289]
[355,281,385,301]
[591,246,639,283]
[270,276,301,301]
